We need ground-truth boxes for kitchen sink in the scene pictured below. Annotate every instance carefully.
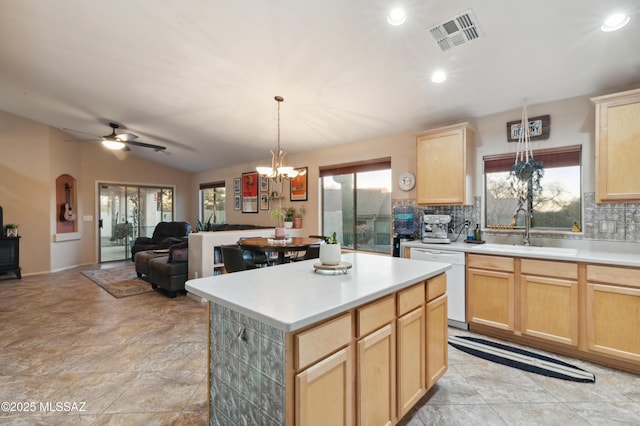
[476,244,578,257]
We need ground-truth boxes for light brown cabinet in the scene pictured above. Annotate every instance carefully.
[356,295,396,426]
[396,281,426,418]
[520,259,579,346]
[292,275,448,426]
[295,313,353,426]
[396,306,426,418]
[466,253,640,374]
[466,254,515,331]
[592,88,640,203]
[296,346,353,426]
[416,122,475,205]
[586,264,640,363]
[426,293,448,388]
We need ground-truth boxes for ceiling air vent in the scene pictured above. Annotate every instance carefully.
[428,9,481,52]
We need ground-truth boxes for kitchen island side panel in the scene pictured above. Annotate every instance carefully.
[210,302,286,426]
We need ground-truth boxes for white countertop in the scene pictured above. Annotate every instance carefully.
[185,252,450,332]
[401,240,640,267]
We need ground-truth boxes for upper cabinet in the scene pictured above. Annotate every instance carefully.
[416,123,475,205]
[591,88,640,203]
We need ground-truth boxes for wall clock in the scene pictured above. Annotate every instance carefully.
[398,172,415,191]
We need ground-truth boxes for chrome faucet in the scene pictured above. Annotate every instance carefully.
[512,206,531,246]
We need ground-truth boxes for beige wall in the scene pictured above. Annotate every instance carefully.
[193,93,599,235]
[469,94,595,197]
[1,109,194,275]
[1,92,603,274]
[1,111,52,275]
[193,131,417,236]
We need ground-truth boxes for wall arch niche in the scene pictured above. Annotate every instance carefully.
[56,174,78,234]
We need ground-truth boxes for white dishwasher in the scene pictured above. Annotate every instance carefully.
[409,247,467,329]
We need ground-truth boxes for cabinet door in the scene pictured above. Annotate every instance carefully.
[397,306,425,418]
[521,275,579,346]
[296,346,353,426]
[357,324,395,426]
[426,294,448,390]
[586,283,640,362]
[467,268,514,331]
[594,92,640,203]
[416,125,470,205]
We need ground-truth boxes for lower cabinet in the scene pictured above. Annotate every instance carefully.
[357,324,395,426]
[296,346,354,426]
[520,259,579,346]
[396,306,425,418]
[426,293,448,388]
[467,254,515,331]
[293,274,448,426]
[466,254,640,373]
[586,265,640,363]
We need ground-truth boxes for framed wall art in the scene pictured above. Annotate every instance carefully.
[234,195,241,211]
[290,167,308,201]
[233,177,241,194]
[260,175,269,193]
[507,114,550,142]
[260,193,270,210]
[242,171,259,213]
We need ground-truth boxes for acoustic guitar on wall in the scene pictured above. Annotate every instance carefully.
[60,183,77,222]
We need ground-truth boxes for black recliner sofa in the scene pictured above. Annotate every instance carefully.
[130,221,191,261]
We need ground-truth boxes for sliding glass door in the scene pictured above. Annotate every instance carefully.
[99,183,174,262]
[321,163,391,254]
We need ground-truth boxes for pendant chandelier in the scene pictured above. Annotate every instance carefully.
[256,96,299,181]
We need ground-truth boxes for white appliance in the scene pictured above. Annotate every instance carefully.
[409,247,467,329]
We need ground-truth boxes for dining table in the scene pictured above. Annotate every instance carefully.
[237,236,324,265]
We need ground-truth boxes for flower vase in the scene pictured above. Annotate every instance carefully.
[319,243,341,265]
[274,227,286,239]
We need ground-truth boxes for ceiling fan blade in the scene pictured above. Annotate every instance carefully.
[126,140,167,151]
[115,132,138,141]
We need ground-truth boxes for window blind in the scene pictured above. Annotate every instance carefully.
[483,145,581,174]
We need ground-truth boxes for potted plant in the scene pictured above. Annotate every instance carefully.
[195,214,214,232]
[5,224,19,237]
[319,232,341,265]
[271,207,291,239]
[509,158,544,207]
[293,205,306,229]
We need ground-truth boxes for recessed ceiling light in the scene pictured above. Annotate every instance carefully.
[601,13,630,32]
[431,70,447,83]
[387,8,407,26]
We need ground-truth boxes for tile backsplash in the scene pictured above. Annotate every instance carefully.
[394,193,640,243]
[583,192,640,242]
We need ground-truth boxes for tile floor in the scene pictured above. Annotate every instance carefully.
[1,262,639,425]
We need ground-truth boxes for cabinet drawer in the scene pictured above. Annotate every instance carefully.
[587,265,640,288]
[296,313,352,370]
[357,295,395,337]
[467,254,514,272]
[398,282,425,316]
[426,274,446,302]
[521,259,577,280]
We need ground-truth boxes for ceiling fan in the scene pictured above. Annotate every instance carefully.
[64,122,168,153]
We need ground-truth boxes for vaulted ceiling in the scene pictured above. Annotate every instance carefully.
[1,0,638,173]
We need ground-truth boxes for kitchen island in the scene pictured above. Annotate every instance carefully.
[186,252,451,425]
